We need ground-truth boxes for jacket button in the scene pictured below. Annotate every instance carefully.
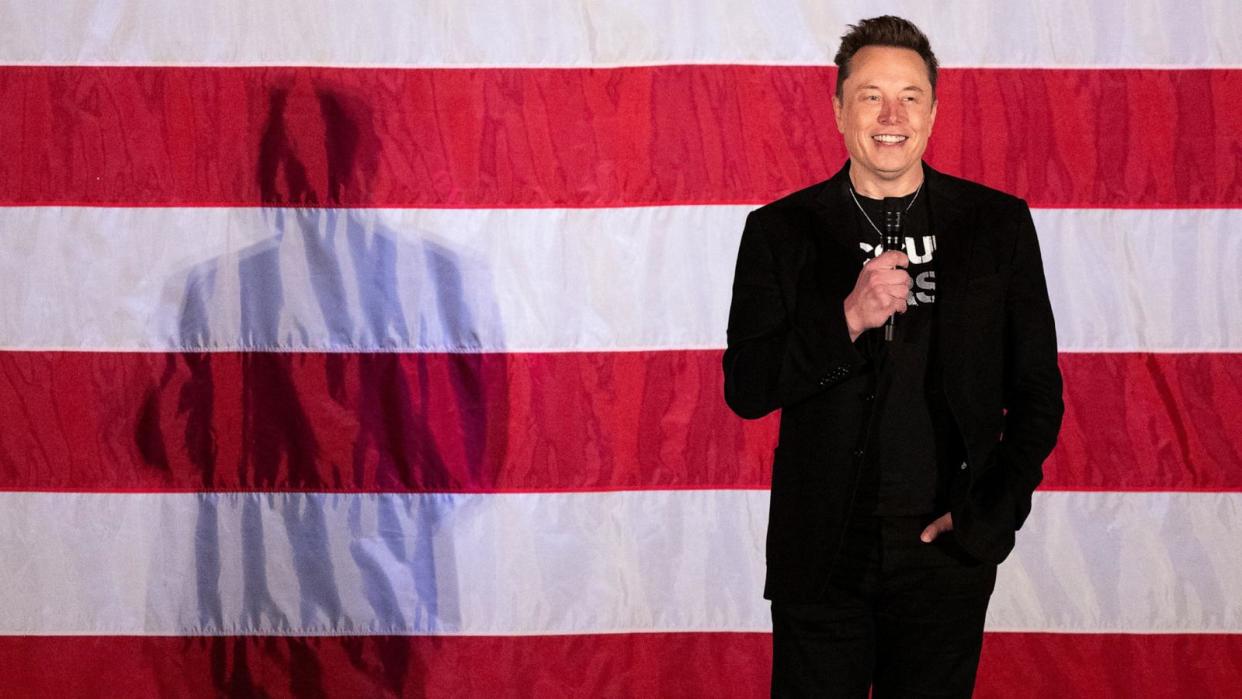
[960,461,968,470]
[853,449,865,459]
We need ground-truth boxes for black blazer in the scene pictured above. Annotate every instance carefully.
[723,162,1064,601]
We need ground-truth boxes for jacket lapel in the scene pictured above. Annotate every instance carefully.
[812,162,859,257]
[924,163,980,367]
[924,163,973,304]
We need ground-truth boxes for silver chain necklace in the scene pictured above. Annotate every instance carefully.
[848,182,922,239]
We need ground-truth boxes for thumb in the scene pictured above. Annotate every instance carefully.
[920,525,937,543]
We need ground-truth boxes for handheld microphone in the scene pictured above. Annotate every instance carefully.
[883,207,902,342]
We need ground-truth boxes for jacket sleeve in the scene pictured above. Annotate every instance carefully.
[954,199,1065,563]
[722,210,866,420]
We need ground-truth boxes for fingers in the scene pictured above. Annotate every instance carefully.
[869,250,910,269]
[920,513,954,543]
[870,271,912,310]
[845,252,914,333]
[879,281,911,314]
[871,284,907,312]
[870,269,911,286]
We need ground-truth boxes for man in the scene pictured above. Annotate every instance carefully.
[723,16,1064,697]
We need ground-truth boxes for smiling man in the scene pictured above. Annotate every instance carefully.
[723,16,1064,697]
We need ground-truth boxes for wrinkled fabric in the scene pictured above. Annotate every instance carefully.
[0,207,1238,352]
[0,490,771,635]
[0,491,1238,636]
[0,1,1238,67]
[0,352,1237,491]
[0,1,1239,696]
[0,67,1237,210]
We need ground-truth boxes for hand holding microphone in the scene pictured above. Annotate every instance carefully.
[843,249,911,343]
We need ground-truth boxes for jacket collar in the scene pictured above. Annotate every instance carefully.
[813,160,965,224]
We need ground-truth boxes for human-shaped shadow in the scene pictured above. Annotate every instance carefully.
[143,74,505,691]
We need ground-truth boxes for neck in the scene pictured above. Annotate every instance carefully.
[848,165,924,199]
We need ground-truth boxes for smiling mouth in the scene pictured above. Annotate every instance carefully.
[872,134,908,145]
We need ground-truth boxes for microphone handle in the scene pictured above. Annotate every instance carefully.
[883,210,903,342]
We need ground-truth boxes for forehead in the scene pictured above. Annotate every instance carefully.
[843,45,931,90]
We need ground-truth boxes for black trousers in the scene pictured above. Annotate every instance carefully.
[770,513,997,698]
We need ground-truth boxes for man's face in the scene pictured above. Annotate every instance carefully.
[832,45,937,191]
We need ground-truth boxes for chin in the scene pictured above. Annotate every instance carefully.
[863,151,911,168]
[869,162,917,178]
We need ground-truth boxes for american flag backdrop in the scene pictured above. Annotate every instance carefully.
[0,1,1240,696]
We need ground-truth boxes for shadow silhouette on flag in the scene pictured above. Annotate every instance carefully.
[139,75,508,693]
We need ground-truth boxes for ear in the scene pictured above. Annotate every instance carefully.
[927,97,937,137]
[832,94,845,134]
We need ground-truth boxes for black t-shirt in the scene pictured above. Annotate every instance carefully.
[845,180,963,516]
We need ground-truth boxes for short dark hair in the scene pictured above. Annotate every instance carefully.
[833,16,938,100]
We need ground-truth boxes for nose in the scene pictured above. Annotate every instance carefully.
[878,97,903,124]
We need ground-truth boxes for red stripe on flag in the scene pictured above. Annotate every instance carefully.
[0,633,772,698]
[0,350,1237,492]
[0,632,1238,697]
[0,349,772,492]
[1056,352,1242,492]
[0,66,1237,209]
[976,632,1242,698]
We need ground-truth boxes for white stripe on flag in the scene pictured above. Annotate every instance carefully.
[993,491,1242,633]
[0,490,1238,636]
[0,1,1237,67]
[0,206,1238,353]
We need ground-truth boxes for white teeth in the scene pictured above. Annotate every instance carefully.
[873,134,907,144]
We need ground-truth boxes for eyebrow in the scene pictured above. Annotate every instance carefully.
[854,83,924,93]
